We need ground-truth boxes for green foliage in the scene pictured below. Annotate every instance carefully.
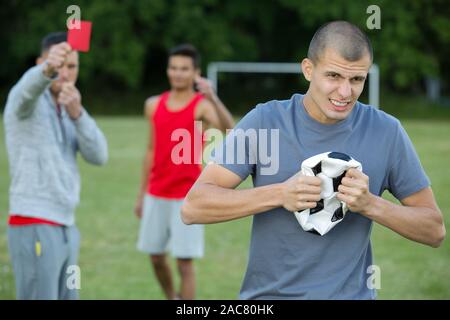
[280,0,450,90]
[1,0,449,107]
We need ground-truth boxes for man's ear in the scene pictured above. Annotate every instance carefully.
[36,56,44,65]
[36,50,49,65]
[301,58,314,82]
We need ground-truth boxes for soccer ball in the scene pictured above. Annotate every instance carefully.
[294,151,362,236]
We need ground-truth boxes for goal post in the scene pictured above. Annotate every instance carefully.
[207,62,379,108]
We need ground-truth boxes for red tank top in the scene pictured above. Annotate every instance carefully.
[147,91,204,199]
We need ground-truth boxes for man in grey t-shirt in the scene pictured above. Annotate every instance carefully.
[181,21,445,299]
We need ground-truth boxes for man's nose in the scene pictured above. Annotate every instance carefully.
[58,67,69,80]
[337,81,352,99]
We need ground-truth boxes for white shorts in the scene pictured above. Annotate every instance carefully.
[137,195,204,258]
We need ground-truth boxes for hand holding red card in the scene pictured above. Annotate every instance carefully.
[67,20,92,52]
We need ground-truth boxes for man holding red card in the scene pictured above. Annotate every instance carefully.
[4,31,108,300]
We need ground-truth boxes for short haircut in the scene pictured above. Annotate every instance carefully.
[41,32,67,53]
[168,44,201,69]
[307,21,373,64]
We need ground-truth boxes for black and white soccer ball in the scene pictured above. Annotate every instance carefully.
[294,151,362,236]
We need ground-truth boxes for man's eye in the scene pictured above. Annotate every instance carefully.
[328,74,338,78]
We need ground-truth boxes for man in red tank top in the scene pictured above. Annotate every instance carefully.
[135,44,234,300]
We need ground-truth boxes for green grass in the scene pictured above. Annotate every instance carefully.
[379,92,450,121]
[0,116,449,299]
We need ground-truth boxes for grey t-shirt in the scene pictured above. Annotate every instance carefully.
[212,93,430,299]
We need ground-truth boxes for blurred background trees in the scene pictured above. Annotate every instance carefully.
[1,0,449,114]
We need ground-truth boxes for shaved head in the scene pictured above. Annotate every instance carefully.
[307,21,373,64]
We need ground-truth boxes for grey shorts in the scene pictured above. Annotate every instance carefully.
[7,224,80,300]
[137,195,204,258]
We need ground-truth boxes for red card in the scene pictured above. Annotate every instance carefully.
[67,20,92,52]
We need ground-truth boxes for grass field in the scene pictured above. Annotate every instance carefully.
[0,116,449,299]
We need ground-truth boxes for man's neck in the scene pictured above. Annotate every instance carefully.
[170,88,195,101]
[50,89,59,107]
[166,88,196,110]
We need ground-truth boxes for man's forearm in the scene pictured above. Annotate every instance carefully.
[210,94,235,131]
[74,110,108,165]
[12,64,53,118]
[182,182,284,224]
[138,150,153,198]
[364,195,445,247]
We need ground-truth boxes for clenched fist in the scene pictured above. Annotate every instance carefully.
[57,82,82,120]
[336,168,374,215]
[194,76,216,101]
[281,172,322,212]
[43,42,72,78]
